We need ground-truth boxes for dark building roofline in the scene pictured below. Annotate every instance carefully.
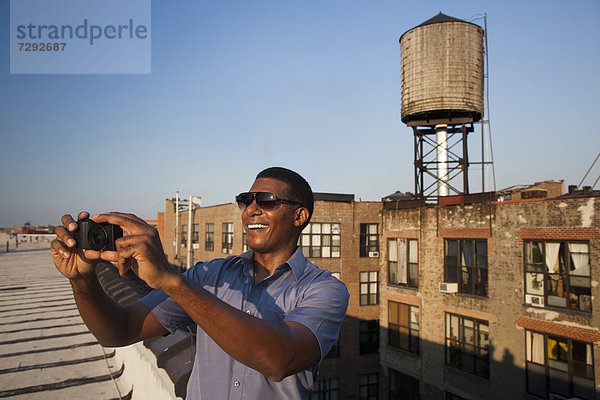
[314,193,355,203]
[558,185,600,199]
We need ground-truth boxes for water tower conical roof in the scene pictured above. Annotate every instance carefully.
[416,12,467,27]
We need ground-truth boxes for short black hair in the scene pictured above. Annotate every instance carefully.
[256,167,314,226]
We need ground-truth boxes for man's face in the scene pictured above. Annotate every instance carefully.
[241,178,303,255]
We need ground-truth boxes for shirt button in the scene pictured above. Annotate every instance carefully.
[234,381,240,387]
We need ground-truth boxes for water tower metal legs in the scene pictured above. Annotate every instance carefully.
[462,123,470,194]
[436,124,449,197]
[412,122,473,201]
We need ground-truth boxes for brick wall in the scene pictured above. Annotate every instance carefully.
[380,195,600,399]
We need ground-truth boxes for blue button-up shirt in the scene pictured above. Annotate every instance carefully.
[140,247,349,400]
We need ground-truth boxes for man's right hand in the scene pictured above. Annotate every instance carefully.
[51,212,101,280]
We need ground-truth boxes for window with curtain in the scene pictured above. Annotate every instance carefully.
[388,238,418,288]
[524,241,591,312]
[525,330,595,400]
[444,239,488,296]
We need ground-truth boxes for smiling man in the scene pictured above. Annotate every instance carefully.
[51,167,349,400]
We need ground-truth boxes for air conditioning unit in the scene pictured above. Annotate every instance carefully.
[525,294,544,306]
[368,251,379,258]
[193,243,199,249]
[439,282,458,293]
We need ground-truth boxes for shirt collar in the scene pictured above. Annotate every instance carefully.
[238,246,307,281]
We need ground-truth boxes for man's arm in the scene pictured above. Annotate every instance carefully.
[96,212,323,381]
[69,273,168,346]
[161,273,320,382]
[51,212,168,346]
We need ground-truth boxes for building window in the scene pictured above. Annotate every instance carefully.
[331,272,341,280]
[388,238,418,288]
[522,190,547,200]
[388,301,419,354]
[180,256,186,269]
[359,373,379,400]
[192,223,199,244]
[242,231,248,252]
[444,239,488,296]
[325,340,340,359]
[300,223,341,258]
[222,223,233,254]
[445,313,489,378]
[312,378,339,400]
[524,241,591,312]
[360,271,379,305]
[359,320,379,354]
[360,223,379,257]
[205,223,214,251]
[389,368,419,400]
[526,330,595,400]
[181,224,187,247]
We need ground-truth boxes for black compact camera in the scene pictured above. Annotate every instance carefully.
[73,218,123,251]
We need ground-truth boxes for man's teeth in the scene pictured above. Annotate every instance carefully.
[248,224,268,229]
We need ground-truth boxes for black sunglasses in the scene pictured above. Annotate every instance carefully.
[236,192,303,211]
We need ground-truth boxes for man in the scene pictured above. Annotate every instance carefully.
[51,167,349,399]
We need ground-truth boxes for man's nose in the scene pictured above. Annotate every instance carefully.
[245,199,262,214]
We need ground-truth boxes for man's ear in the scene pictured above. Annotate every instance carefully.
[293,207,309,228]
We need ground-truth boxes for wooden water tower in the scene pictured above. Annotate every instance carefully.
[400,12,485,200]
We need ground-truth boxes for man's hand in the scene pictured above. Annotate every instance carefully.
[92,212,175,289]
[51,212,102,280]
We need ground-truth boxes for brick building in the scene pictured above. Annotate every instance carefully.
[496,180,565,202]
[158,186,599,400]
[380,193,600,400]
[161,193,384,399]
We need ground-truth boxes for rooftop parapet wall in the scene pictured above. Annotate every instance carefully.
[96,262,193,399]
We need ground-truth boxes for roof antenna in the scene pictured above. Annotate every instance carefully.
[578,151,600,189]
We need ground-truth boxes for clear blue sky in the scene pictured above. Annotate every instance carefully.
[1,0,599,227]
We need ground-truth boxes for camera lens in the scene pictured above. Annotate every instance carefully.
[87,225,107,251]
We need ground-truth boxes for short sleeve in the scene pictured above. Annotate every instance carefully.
[283,275,349,360]
[138,264,203,333]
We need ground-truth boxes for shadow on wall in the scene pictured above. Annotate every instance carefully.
[369,319,597,400]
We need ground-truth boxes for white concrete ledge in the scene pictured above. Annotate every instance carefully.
[114,342,181,400]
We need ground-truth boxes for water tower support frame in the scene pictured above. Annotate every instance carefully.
[411,120,474,201]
